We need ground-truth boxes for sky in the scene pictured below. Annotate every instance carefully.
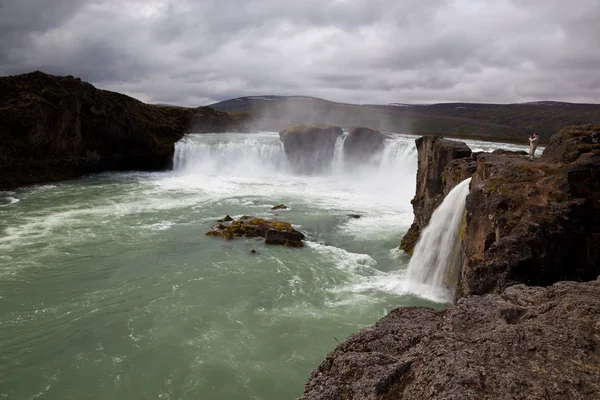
[1,0,599,106]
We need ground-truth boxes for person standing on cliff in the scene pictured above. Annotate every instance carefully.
[529,133,539,161]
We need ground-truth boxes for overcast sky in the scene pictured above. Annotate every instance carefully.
[1,0,599,106]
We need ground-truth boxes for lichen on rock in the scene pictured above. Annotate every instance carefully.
[205,216,305,247]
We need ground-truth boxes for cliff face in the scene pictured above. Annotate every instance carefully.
[342,127,388,163]
[457,125,600,297]
[301,125,600,399]
[400,136,472,255]
[0,71,242,189]
[299,278,600,400]
[279,124,343,174]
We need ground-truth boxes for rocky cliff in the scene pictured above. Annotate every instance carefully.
[300,125,600,399]
[456,124,600,297]
[342,127,388,163]
[0,71,244,189]
[299,278,600,400]
[400,136,472,255]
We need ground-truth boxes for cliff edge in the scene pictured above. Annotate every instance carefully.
[300,278,600,400]
[300,125,600,399]
[0,71,244,189]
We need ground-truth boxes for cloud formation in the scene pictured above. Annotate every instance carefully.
[1,0,599,105]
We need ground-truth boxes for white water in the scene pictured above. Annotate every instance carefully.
[406,178,472,300]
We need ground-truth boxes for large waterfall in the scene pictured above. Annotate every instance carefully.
[405,178,472,300]
[172,132,418,185]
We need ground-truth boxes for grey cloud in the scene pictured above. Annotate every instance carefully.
[0,0,599,105]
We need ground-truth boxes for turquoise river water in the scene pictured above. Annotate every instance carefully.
[0,132,532,399]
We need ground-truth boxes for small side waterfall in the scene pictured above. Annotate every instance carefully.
[406,178,471,298]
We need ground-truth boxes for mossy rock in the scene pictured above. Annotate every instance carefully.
[205,215,304,247]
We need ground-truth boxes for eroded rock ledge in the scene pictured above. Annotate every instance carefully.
[299,278,600,400]
[0,71,246,189]
[302,125,600,399]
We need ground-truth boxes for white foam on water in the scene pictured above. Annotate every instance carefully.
[306,242,378,275]
[166,132,419,223]
[332,269,451,303]
[147,221,176,231]
[0,196,20,207]
[340,212,413,240]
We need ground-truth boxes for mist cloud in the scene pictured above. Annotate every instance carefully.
[1,0,599,105]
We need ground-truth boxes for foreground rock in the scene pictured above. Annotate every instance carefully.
[400,136,472,255]
[206,216,305,247]
[279,124,343,173]
[0,71,245,190]
[343,127,388,162]
[299,278,600,400]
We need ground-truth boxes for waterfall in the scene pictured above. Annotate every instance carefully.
[331,134,347,174]
[172,132,418,182]
[405,178,471,298]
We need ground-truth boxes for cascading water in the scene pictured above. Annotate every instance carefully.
[172,132,418,188]
[405,178,472,300]
[173,132,290,176]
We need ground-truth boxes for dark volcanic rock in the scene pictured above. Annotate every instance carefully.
[400,136,472,255]
[279,124,343,173]
[342,127,388,162]
[265,228,304,247]
[458,128,600,297]
[299,278,600,400]
[0,71,243,190]
[539,124,600,163]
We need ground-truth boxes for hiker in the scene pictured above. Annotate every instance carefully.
[529,133,539,161]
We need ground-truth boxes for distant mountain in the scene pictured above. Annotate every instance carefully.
[210,96,600,143]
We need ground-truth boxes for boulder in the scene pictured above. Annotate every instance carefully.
[342,127,388,162]
[265,228,304,247]
[205,217,305,247]
[279,124,343,173]
[299,278,600,400]
[400,136,472,255]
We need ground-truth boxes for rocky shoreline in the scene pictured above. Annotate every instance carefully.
[300,124,600,399]
[0,71,246,190]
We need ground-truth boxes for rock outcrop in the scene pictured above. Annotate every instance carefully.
[0,71,244,190]
[279,124,343,173]
[342,127,388,162]
[458,124,600,297]
[206,216,305,247]
[299,278,600,400]
[302,126,600,399]
[400,136,472,255]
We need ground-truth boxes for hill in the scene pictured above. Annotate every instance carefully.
[0,71,243,189]
[210,96,600,143]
